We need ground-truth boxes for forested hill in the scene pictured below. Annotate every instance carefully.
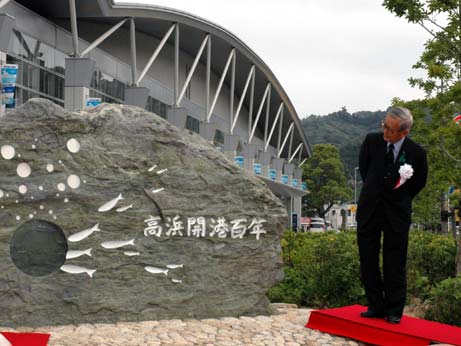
[301,109,386,178]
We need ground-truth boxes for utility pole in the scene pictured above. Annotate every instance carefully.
[441,192,449,234]
[353,167,359,226]
[453,206,461,275]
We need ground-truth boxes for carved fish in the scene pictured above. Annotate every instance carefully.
[98,193,123,212]
[145,266,169,275]
[101,238,135,249]
[68,224,100,242]
[171,279,182,284]
[156,168,168,175]
[166,264,184,269]
[116,204,133,212]
[151,188,164,194]
[148,164,157,172]
[124,251,140,256]
[60,264,96,278]
[66,248,92,259]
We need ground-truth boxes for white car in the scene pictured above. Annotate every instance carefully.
[309,217,325,232]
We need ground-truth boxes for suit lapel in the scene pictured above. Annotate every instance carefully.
[396,137,409,165]
[378,134,387,172]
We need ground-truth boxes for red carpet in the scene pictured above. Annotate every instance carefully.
[0,332,50,346]
[306,305,461,346]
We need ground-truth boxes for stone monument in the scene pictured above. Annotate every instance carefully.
[0,99,287,327]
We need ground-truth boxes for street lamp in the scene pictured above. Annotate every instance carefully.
[352,167,359,227]
[354,166,359,205]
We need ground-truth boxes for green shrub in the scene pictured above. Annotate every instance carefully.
[407,230,457,299]
[269,229,457,310]
[425,277,461,326]
[268,230,365,308]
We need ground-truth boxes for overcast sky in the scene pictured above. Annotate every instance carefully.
[115,0,429,117]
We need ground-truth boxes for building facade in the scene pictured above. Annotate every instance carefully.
[0,0,311,227]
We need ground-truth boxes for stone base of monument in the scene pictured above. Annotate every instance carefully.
[0,99,287,327]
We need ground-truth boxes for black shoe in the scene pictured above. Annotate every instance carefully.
[360,310,386,318]
[385,315,401,324]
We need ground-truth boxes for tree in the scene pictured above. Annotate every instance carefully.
[302,144,352,218]
[383,0,461,95]
[383,0,461,229]
[391,91,461,230]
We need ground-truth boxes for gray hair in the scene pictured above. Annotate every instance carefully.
[386,106,413,131]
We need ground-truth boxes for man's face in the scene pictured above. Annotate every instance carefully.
[382,115,409,143]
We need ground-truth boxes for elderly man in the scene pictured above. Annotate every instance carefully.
[356,106,428,324]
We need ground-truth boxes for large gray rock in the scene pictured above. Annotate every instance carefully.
[0,99,287,327]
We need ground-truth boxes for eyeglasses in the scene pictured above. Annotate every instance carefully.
[381,121,401,135]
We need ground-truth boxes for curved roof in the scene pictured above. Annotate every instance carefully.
[14,0,312,158]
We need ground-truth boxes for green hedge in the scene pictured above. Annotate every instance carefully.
[268,230,457,311]
[425,277,461,326]
[407,231,457,299]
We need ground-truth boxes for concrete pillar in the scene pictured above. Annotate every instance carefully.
[272,158,285,182]
[293,196,302,230]
[199,122,217,142]
[125,87,149,109]
[243,143,258,173]
[258,152,273,178]
[292,167,303,189]
[167,107,187,129]
[223,134,240,161]
[64,58,95,111]
[0,14,15,117]
[0,14,15,52]
[64,87,89,112]
[0,51,6,117]
[283,163,295,185]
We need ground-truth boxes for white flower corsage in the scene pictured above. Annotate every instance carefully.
[394,163,413,190]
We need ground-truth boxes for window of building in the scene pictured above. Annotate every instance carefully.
[90,70,125,103]
[6,55,65,107]
[146,96,167,119]
[186,115,200,133]
[5,30,168,115]
[214,129,224,146]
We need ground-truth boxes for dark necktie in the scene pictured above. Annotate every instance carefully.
[386,143,395,165]
[384,143,395,181]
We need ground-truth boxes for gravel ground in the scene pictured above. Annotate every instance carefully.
[0,304,366,346]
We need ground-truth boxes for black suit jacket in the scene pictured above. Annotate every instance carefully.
[356,132,428,232]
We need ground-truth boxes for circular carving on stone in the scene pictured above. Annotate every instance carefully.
[1,145,15,160]
[10,219,68,277]
[66,138,80,153]
[67,174,81,189]
[17,163,31,178]
[18,185,27,194]
[57,183,66,191]
[46,164,54,173]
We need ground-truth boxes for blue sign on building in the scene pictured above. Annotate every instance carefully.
[292,178,298,188]
[253,163,262,175]
[1,64,18,106]
[1,64,18,84]
[86,97,102,107]
[1,85,15,106]
[301,182,308,191]
[234,156,244,168]
[268,169,277,181]
[281,175,289,184]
